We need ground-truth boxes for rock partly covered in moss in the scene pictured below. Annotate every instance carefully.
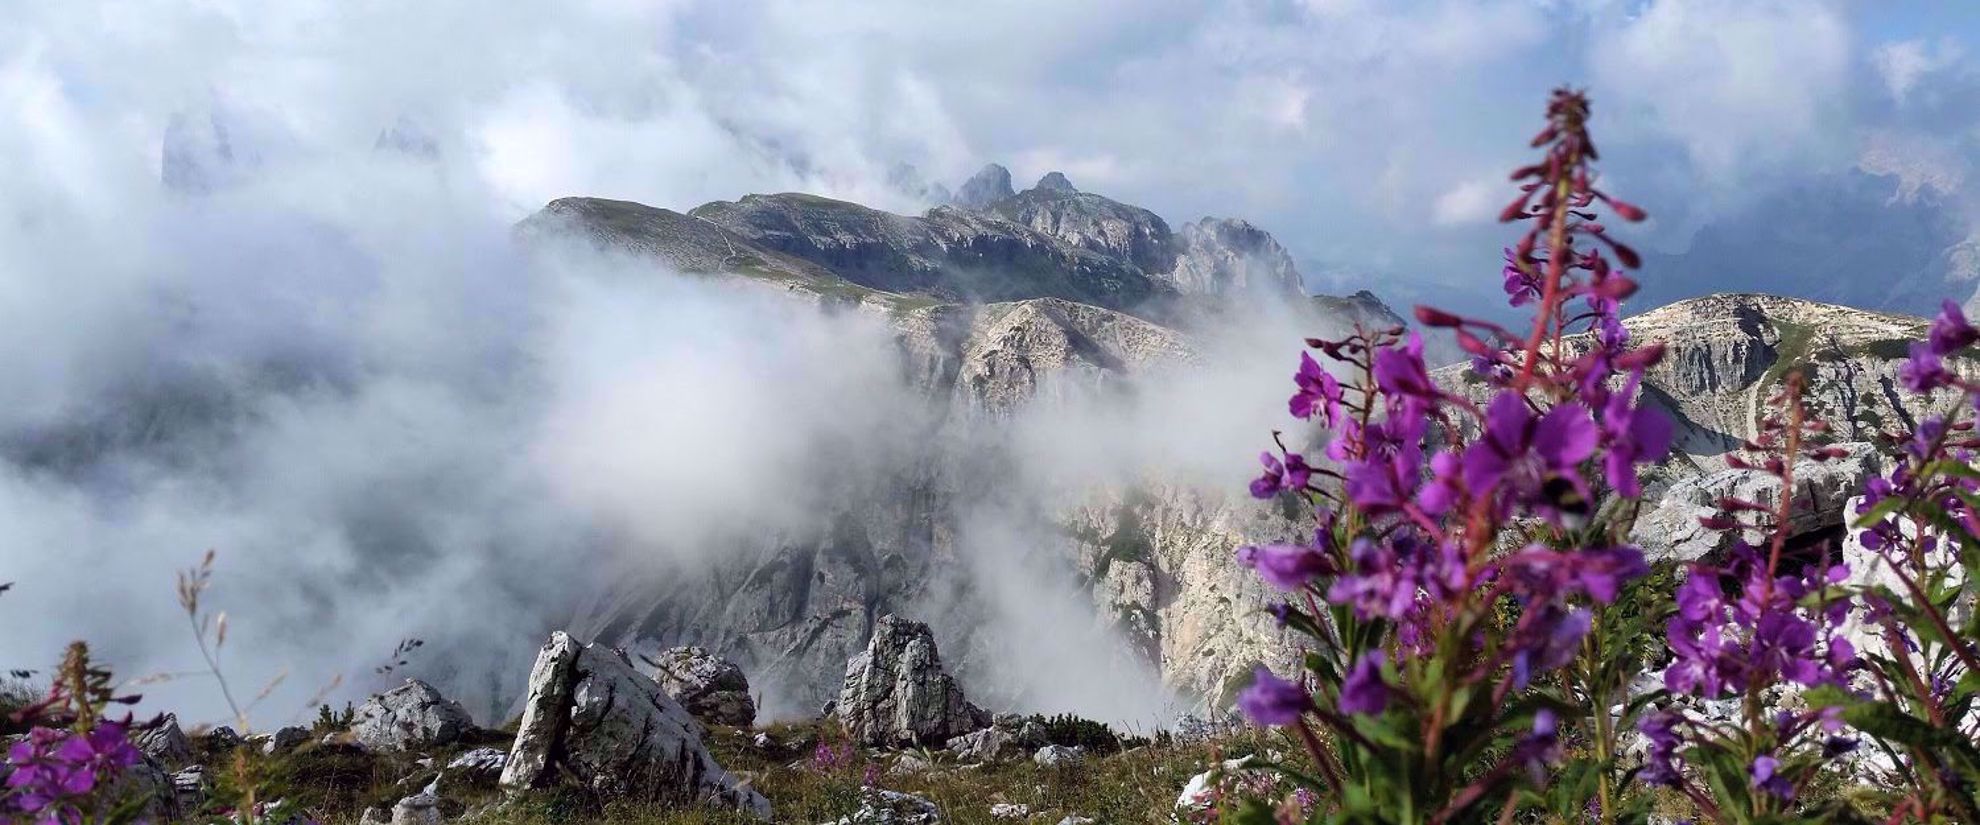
[837,615,989,748]
[646,646,757,727]
[351,679,476,753]
[499,631,770,818]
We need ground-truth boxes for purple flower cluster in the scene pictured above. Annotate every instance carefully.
[1663,543,1856,700]
[1901,300,1979,393]
[1,723,144,824]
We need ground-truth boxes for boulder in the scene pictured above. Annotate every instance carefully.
[499,631,770,818]
[945,727,1018,763]
[445,746,508,778]
[134,714,194,767]
[352,679,476,753]
[253,726,310,755]
[1032,744,1084,767]
[170,765,208,814]
[989,803,1031,819]
[647,646,757,727]
[200,725,241,751]
[953,164,1015,210]
[1633,443,1879,562]
[836,615,989,748]
[390,792,441,825]
[819,787,942,825]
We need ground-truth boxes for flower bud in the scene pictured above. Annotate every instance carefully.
[1415,306,1464,327]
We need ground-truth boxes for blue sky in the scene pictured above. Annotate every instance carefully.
[4,0,1979,316]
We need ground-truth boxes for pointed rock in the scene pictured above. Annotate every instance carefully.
[500,632,770,818]
[954,163,1016,210]
[836,615,988,747]
[351,679,476,753]
[647,646,757,727]
[1034,172,1077,193]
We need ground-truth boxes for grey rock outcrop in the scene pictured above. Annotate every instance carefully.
[390,792,441,825]
[199,726,241,751]
[945,726,1019,762]
[685,193,1170,311]
[500,632,769,818]
[253,726,310,755]
[135,714,194,767]
[1165,218,1304,299]
[352,679,476,753]
[1032,744,1085,767]
[991,175,1177,275]
[170,765,208,815]
[646,646,756,727]
[1633,442,1881,561]
[821,788,943,825]
[954,164,1016,210]
[837,615,988,747]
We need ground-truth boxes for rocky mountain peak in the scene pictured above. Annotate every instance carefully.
[1034,171,1078,194]
[954,163,1016,210]
[1164,217,1304,299]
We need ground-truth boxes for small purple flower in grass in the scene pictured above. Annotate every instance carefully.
[1289,352,1344,425]
[1238,667,1310,726]
[1338,652,1391,716]
[1250,451,1312,499]
[1237,542,1330,591]
[1901,342,1954,393]
[1932,300,1979,355]
[1750,754,1794,800]
[1519,709,1561,784]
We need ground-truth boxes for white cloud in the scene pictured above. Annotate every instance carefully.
[1592,0,1853,175]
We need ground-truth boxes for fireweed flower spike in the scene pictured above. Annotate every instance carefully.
[1223,88,1688,823]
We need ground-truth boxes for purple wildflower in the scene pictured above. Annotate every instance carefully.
[1498,545,1648,604]
[1338,653,1391,716]
[1463,393,1597,522]
[1328,538,1418,620]
[1372,333,1437,401]
[1931,300,1979,355]
[1502,248,1539,307]
[1598,372,1674,498]
[1250,451,1312,499]
[1238,667,1311,726]
[1289,352,1344,425]
[1637,712,1683,787]
[1237,541,1330,591]
[1417,451,1464,516]
[1750,754,1794,800]
[1901,342,1954,393]
[1510,606,1590,689]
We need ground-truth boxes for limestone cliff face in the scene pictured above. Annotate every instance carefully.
[518,185,1404,720]
[988,173,1180,276]
[1442,293,1971,562]
[1165,218,1305,299]
[1620,293,1959,458]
